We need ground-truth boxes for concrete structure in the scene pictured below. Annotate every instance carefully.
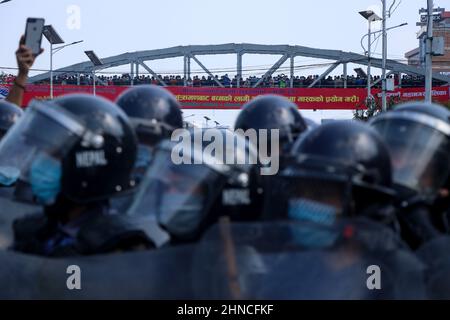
[406,9,450,75]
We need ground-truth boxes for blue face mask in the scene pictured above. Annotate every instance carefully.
[289,226,339,249]
[288,198,337,226]
[0,166,20,187]
[288,198,338,248]
[158,194,204,237]
[135,145,153,170]
[30,153,62,206]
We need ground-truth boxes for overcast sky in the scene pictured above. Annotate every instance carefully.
[0,0,447,78]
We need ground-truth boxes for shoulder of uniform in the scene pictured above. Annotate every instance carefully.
[12,212,50,254]
[13,213,49,238]
[76,214,154,254]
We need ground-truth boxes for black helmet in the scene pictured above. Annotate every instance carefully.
[394,102,450,122]
[0,94,138,205]
[304,117,319,131]
[370,102,450,202]
[0,100,23,139]
[264,121,395,222]
[127,128,263,243]
[234,95,307,151]
[115,85,183,146]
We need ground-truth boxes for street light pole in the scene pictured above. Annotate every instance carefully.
[49,41,84,99]
[84,51,103,97]
[367,21,372,103]
[425,0,434,103]
[50,43,53,99]
[93,70,96,96]
[43,25,65,99]
[381,0,388,112]
[359,10,381,105]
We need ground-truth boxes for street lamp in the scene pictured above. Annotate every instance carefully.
[183,114,195,119]
[84,50,103,96]
[0,0,12,4]
[381,0,388,112]
[359,10,382,104]
[425,0,434,103]
[53,40,84,54]
[43,26,83,99]
[204,116,211,127]
[43,25,64,99]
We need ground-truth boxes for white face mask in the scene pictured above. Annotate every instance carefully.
[158,194,204,237]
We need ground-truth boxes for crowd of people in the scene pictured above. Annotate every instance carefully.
[0,35,449,299]
[1,71,446,88]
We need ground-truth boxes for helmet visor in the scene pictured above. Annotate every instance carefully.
[372,118,450,195]
[130,117,175,146]
[127,143,224,238]
[0,100,83,183]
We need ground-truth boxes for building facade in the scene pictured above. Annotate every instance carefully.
[405,9,450,75]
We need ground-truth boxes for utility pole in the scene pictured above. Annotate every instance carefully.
[359,10,382,105]
[381,0,388,112]
[368,23,372,103]
[425,0,434,103]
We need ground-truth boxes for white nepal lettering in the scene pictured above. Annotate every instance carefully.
[75,150,108,168]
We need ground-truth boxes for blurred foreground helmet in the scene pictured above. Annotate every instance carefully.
[234,95,307,152]
[0,94,138,205]
[0,100,23,140]
[304,118,319,131]
[116,85,183,178]
[116,85,183,146]
[265,121,395,224]
[370,102,450,203]
[0,101,23,186]
[127,128,262,243]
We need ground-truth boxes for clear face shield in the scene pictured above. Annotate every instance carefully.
[0,100,101,204]
[372,115,450,197]
[127,141,224,239]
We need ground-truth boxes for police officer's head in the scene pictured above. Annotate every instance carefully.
[0,100,23,140]
[265,121,395,226]
[0,94,137,207]
[116,85,183,176]
[370,102,450,206]
[304,118,319,131]
[234,95,307,154]
[127,128,263,244]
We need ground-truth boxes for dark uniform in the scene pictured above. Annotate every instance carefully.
[0,95,153,256]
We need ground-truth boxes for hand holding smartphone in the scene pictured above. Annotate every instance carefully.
[24,18,45,56]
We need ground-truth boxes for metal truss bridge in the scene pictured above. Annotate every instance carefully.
[29,43,450,88]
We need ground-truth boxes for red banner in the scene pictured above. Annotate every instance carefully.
[2,84,449,109]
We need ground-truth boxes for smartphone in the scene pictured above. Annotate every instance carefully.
[24,18,45,56]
